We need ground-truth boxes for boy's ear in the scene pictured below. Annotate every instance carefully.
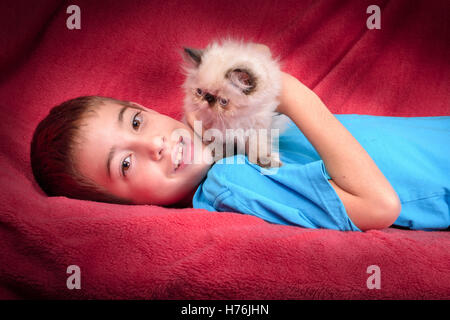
[182,47,203,67]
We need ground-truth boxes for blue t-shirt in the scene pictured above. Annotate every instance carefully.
[193,114,450,232]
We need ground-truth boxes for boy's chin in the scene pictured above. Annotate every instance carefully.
[166,188,196,208]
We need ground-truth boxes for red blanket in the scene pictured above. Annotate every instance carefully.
[0,0,449,299]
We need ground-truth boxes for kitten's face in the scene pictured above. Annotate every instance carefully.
[182,47,257,119]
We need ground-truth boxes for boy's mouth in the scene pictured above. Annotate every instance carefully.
[172,135,195,173]
[172,136,186,172]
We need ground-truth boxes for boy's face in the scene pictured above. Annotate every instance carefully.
[74,101,212,205]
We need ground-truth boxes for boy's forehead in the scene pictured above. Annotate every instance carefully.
[85,101,160,127]
[84,102,123,118]
[99,102,128,112]
[79,103,122,136]
[104,101,159,115]
[83,102,161,134]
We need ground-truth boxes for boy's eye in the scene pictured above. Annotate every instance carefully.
[132,111,142,130]
[122,155,131,176]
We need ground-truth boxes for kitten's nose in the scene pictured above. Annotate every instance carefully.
[204,93,215,105]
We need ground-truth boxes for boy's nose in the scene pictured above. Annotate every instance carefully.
[149,136,166,161]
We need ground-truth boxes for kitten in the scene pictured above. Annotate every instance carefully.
[181,39,288,168]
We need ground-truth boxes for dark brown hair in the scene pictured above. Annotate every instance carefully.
[30,96,134,204]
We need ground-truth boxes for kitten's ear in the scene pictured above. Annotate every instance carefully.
[183,47,203,67]
[227,68,256,94]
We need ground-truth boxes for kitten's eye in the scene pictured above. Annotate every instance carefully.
[196,88,203,96]
[219,98,228,106]
[132,111,143,130]
[122,155,131,176]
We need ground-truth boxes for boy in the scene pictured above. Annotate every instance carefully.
[31,72,450,231]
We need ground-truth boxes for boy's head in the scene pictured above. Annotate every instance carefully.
[30,96,211,206]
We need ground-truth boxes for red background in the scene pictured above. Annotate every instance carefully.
[0,0,448,299]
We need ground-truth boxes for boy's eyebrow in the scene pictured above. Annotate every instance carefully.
[117,105,128,126]
[106,146,117,179]
[106,104,146,179]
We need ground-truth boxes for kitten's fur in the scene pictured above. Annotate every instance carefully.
[181,39,288,167]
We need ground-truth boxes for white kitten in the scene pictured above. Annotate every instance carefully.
[181,39,288,167]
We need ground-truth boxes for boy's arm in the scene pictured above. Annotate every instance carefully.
[278,72,401,230]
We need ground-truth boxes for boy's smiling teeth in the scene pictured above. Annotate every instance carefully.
[175,145,183,167]
[174,138,184,169]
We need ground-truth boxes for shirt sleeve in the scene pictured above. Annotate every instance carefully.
[193,155,361,232]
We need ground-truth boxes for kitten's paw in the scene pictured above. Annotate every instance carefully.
[256,153,283,168]
[202,135,216,145]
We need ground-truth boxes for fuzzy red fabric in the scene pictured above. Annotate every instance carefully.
[0,0,449,299]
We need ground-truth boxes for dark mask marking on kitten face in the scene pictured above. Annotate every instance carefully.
[183,47,203,66]
[204,92,216,106]
[225,68,257,95]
